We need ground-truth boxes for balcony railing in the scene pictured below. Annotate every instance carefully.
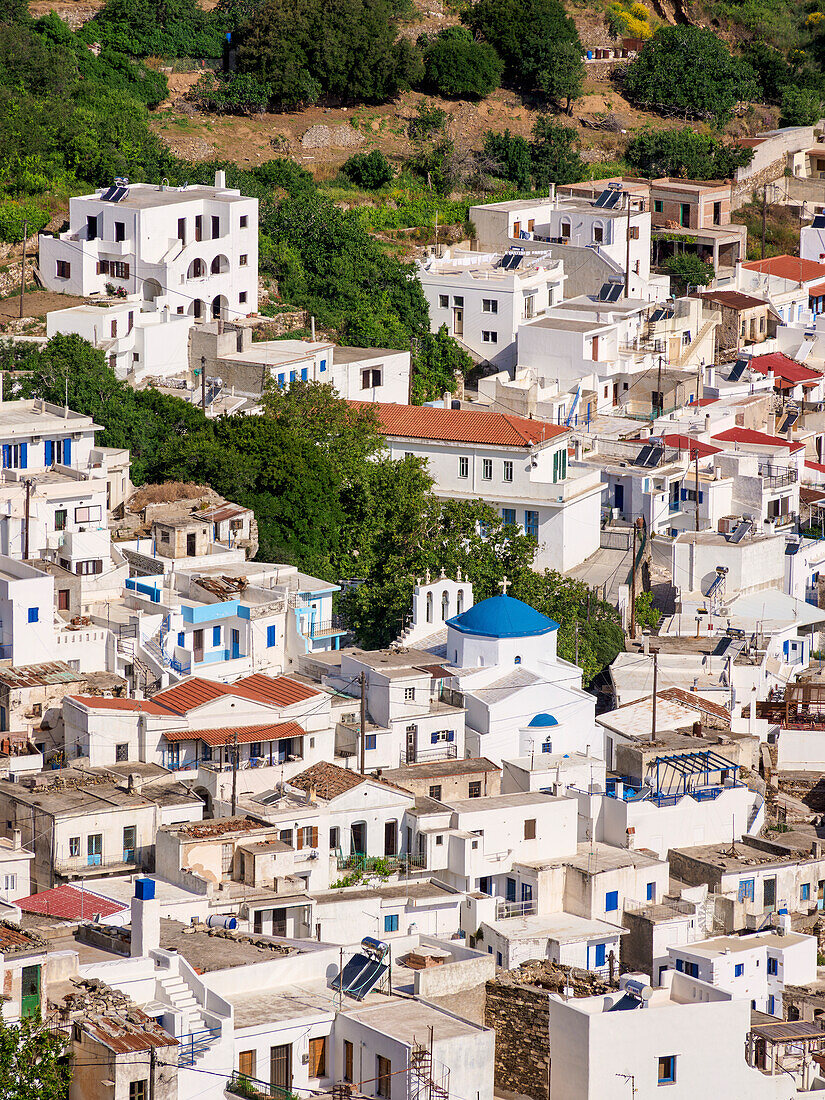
[54,852,140,875]
[335,852,426,873]
[226,1071,292,1099]
[303,615,348,640]
[496,898,537,919]
[400,744,458,766]
[758,464,796,488]
[179,1027,221,1067]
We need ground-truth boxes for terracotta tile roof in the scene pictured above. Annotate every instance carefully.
[17,883,127,921]
[232,674,320,707]
[742,255,825,283]
[694,290,766,310]
[84,1011,179,1053]
[290,761,365,800]
[67,696,168,714]
[351,402,569,447]
[748,352,823,386]
[0,923,44,952]
[163,720,304,748]
[658,687,731,726]
[712,427,805,453]
[660,434,721,457]
[151,678,229,715]
[177,816,266,839]
[801,486,825,504]
[808,282,825,297]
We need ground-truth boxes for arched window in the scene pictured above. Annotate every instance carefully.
[514,655,522,665]
[457,590,464,614]
[560,221,571,240]
[441,590,450,621]
[426,592,433,623]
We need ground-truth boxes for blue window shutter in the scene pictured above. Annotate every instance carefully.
[278,374,285,388]
[212,625,221,646]
[267,625,277,647]
[301,368,308,381]
[676,959,684,972]
[44,440,53,466]
[19,442,26,470]
[595,943,606,967]
[431,732,438,745]
[447,731,454,742]
[698,491,704,503]
[63,438,71,466]
[177,632,185,646]
[680,487,687,501]
[2,445,9,469]
[320,359,327,372]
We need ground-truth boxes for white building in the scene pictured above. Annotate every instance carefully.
[39,171,258,323]
[548,970,795,1099]
[363,403,602,573]
[668,930,817,1017]
[417,248,564,367]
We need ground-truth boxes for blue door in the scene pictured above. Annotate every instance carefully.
[614,484,624,511]
[231,629,240,659]
[506,878,516,903]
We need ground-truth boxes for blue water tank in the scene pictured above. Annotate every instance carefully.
[135,877,156,901]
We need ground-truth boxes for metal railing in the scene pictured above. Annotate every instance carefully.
[178,1027,221,1067]
[496,898,537,919]
[54,852,140,874]
[758,464,796,488]
[304,615,348,639]
[400,744,458,766]
[226,1071,290,1099]
[335,852,426,874]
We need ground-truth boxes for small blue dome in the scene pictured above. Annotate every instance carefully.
[528,713,558,728]
[446,595,559,639]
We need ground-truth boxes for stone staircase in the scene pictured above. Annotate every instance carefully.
[671,319,716,368]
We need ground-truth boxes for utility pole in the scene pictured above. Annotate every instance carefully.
[359,670,367,776]
[230,727,238,816]
[149,1045,156,1100]
[651,649,659,741]
[201,354,207,415]
[428,1025,434,1100]
[624,194,632,298]
[696,359,703,407]
[761,184,767,260]
[694,447,700,533]
[23,479,32,559]
[655,354,663,419]
[18,220,27,320]
[574,620,579,665]
[630,520,638,639]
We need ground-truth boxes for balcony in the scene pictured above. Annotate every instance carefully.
[54,852,141,877]
[335,852,426,873]
[758,464,796,488]
[496,898,537,919]
[400,744,458,766]
[303,615,348,640]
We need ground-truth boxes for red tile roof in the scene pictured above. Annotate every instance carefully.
[806,460,825,473]
[808,282,825,297]
[742,256,825,283]
[66,696,168,714]
[748,352,823,387]
[17,883,127,921]
[84,1011,178,1053]
[352,403,569,447]
[290,760,365,799]
[232,674,320,707]
[712,427,805,453]
[164,720,304,748]
[151,678,229,714]
[694,290,766,310]
[660,434,721,457]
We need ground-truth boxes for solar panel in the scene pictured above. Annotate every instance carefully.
[594,188,622,209]
[813,215,825,228]
[728,519,752,544]
[597,282,623,302]
[779,408,799,433]
[330,954,388,1001]
[102,185,129,203]
[101,185,119,202]
[635,444,655,467]
[727,357,749,382]
[714,636,746,660]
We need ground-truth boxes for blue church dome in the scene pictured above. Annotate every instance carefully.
[528,713,558,727]
[446,594,559,639]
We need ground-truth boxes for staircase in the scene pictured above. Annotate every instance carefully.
[117,630,162,693]
[672,319,716,368]
[410,1043,450,1100]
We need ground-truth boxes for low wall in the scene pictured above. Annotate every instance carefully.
[414,952,495,998]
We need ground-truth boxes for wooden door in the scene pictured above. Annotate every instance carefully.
[344,1039,353,1082]
[193,629,204,664]
[384,820,397,856]
[238,1050,256,1080]
[21,965,40,1019]
[453,308,463,337]
[308,1036,326,1078]
[270,1044,292,1096]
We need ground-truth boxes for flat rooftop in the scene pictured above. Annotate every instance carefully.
[158,919,297,972]
[672,840,809,871]
[558,841,664,874]
[311,880,457,905]
[447,791,563,813]
[380,758,499,783]
[86,183,249,208]
[679,931,811,958]
[486,911,626,943]
[339,995,488,1042]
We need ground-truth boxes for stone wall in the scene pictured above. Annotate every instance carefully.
[485,977,551,1100]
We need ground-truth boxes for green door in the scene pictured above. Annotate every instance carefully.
[21,965,40,1019]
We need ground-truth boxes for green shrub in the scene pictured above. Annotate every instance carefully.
[625,128,753,180]
[83,0,226,58]
[483,129,532,189]
[664,252,715,289]
[341,149,394,189]
[780,86,824,126]
[0,199,49,242]
[192,71,274,114]
[420,27,502,98]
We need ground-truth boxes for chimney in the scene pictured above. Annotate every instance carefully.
[12,828,21,850]
[131,878,160,957]
[214,170,226,189]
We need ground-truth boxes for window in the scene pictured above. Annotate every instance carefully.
[482,459,493,480]
[123,825,136,860]
[404,687,415,701]
[319,358,327,373]
[654,199,664,214]
[657,1056,676,1085]
[239,254,248,266]
[2,874,15,893]
[524,819,536,840]
[482,299,498,313]
[439,294,449,308]
[177,632,185,647]
[75,506,102,523]
[211,214,220,239]
[56,260,71,279]
[802,882,811,902]
[238,1050,256,1080]
[194,214,203,242]
[629,226,639,240]
[524,510,539,538]
[561,221,571,239]
[54,509,67,531]
[605,890,618,912]
[27,608,38,624]
[458,456,469,479]
[329,826,340,851]
[739,879,755,902]
[646,881,655,902]
[541,740,552,753]
[115,221,126,243]
[361,368,382,389]
[110,261,130,280]
[343,1040,353,1083]
[502,508,515,526]
[431,730,455,743]
[767,956,778,975]
[503,460,513,482]
[768,994,776,1015]
[69,837,80,857]
[376,1056,391,1099]
[116,743,129,763]
[267,625,277,648]
[129,1083,147,1100]
[308,1037,326,1078]
[365,734,376,750]
[468,781,482,798]
[734,963,744,977]
[177,217,186,243]
[239,291,248,304]
[58,589,70,611]
[429,785,442,800]
[482,331,498,344]
[240,215,248,228]
[435,834,443,845]
[593,226,604,243]
[384,914,399,933]
[76,560,103,576]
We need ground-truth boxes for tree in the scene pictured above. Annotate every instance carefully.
[634,591,661,632]
[624,128,753,180]
[420,27,503,99]
[780,86,824,126]
[412,325,473,403]
[540,40,583,115]
[341,149,394,189]
[463,0,584,101]
[529,115,585,188]
[482,129,532,189]
[664,251,715,291]
[742,41,795,104]
[0,1012,70,1100]
[623,26,760,122]
[84,0,226,58]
